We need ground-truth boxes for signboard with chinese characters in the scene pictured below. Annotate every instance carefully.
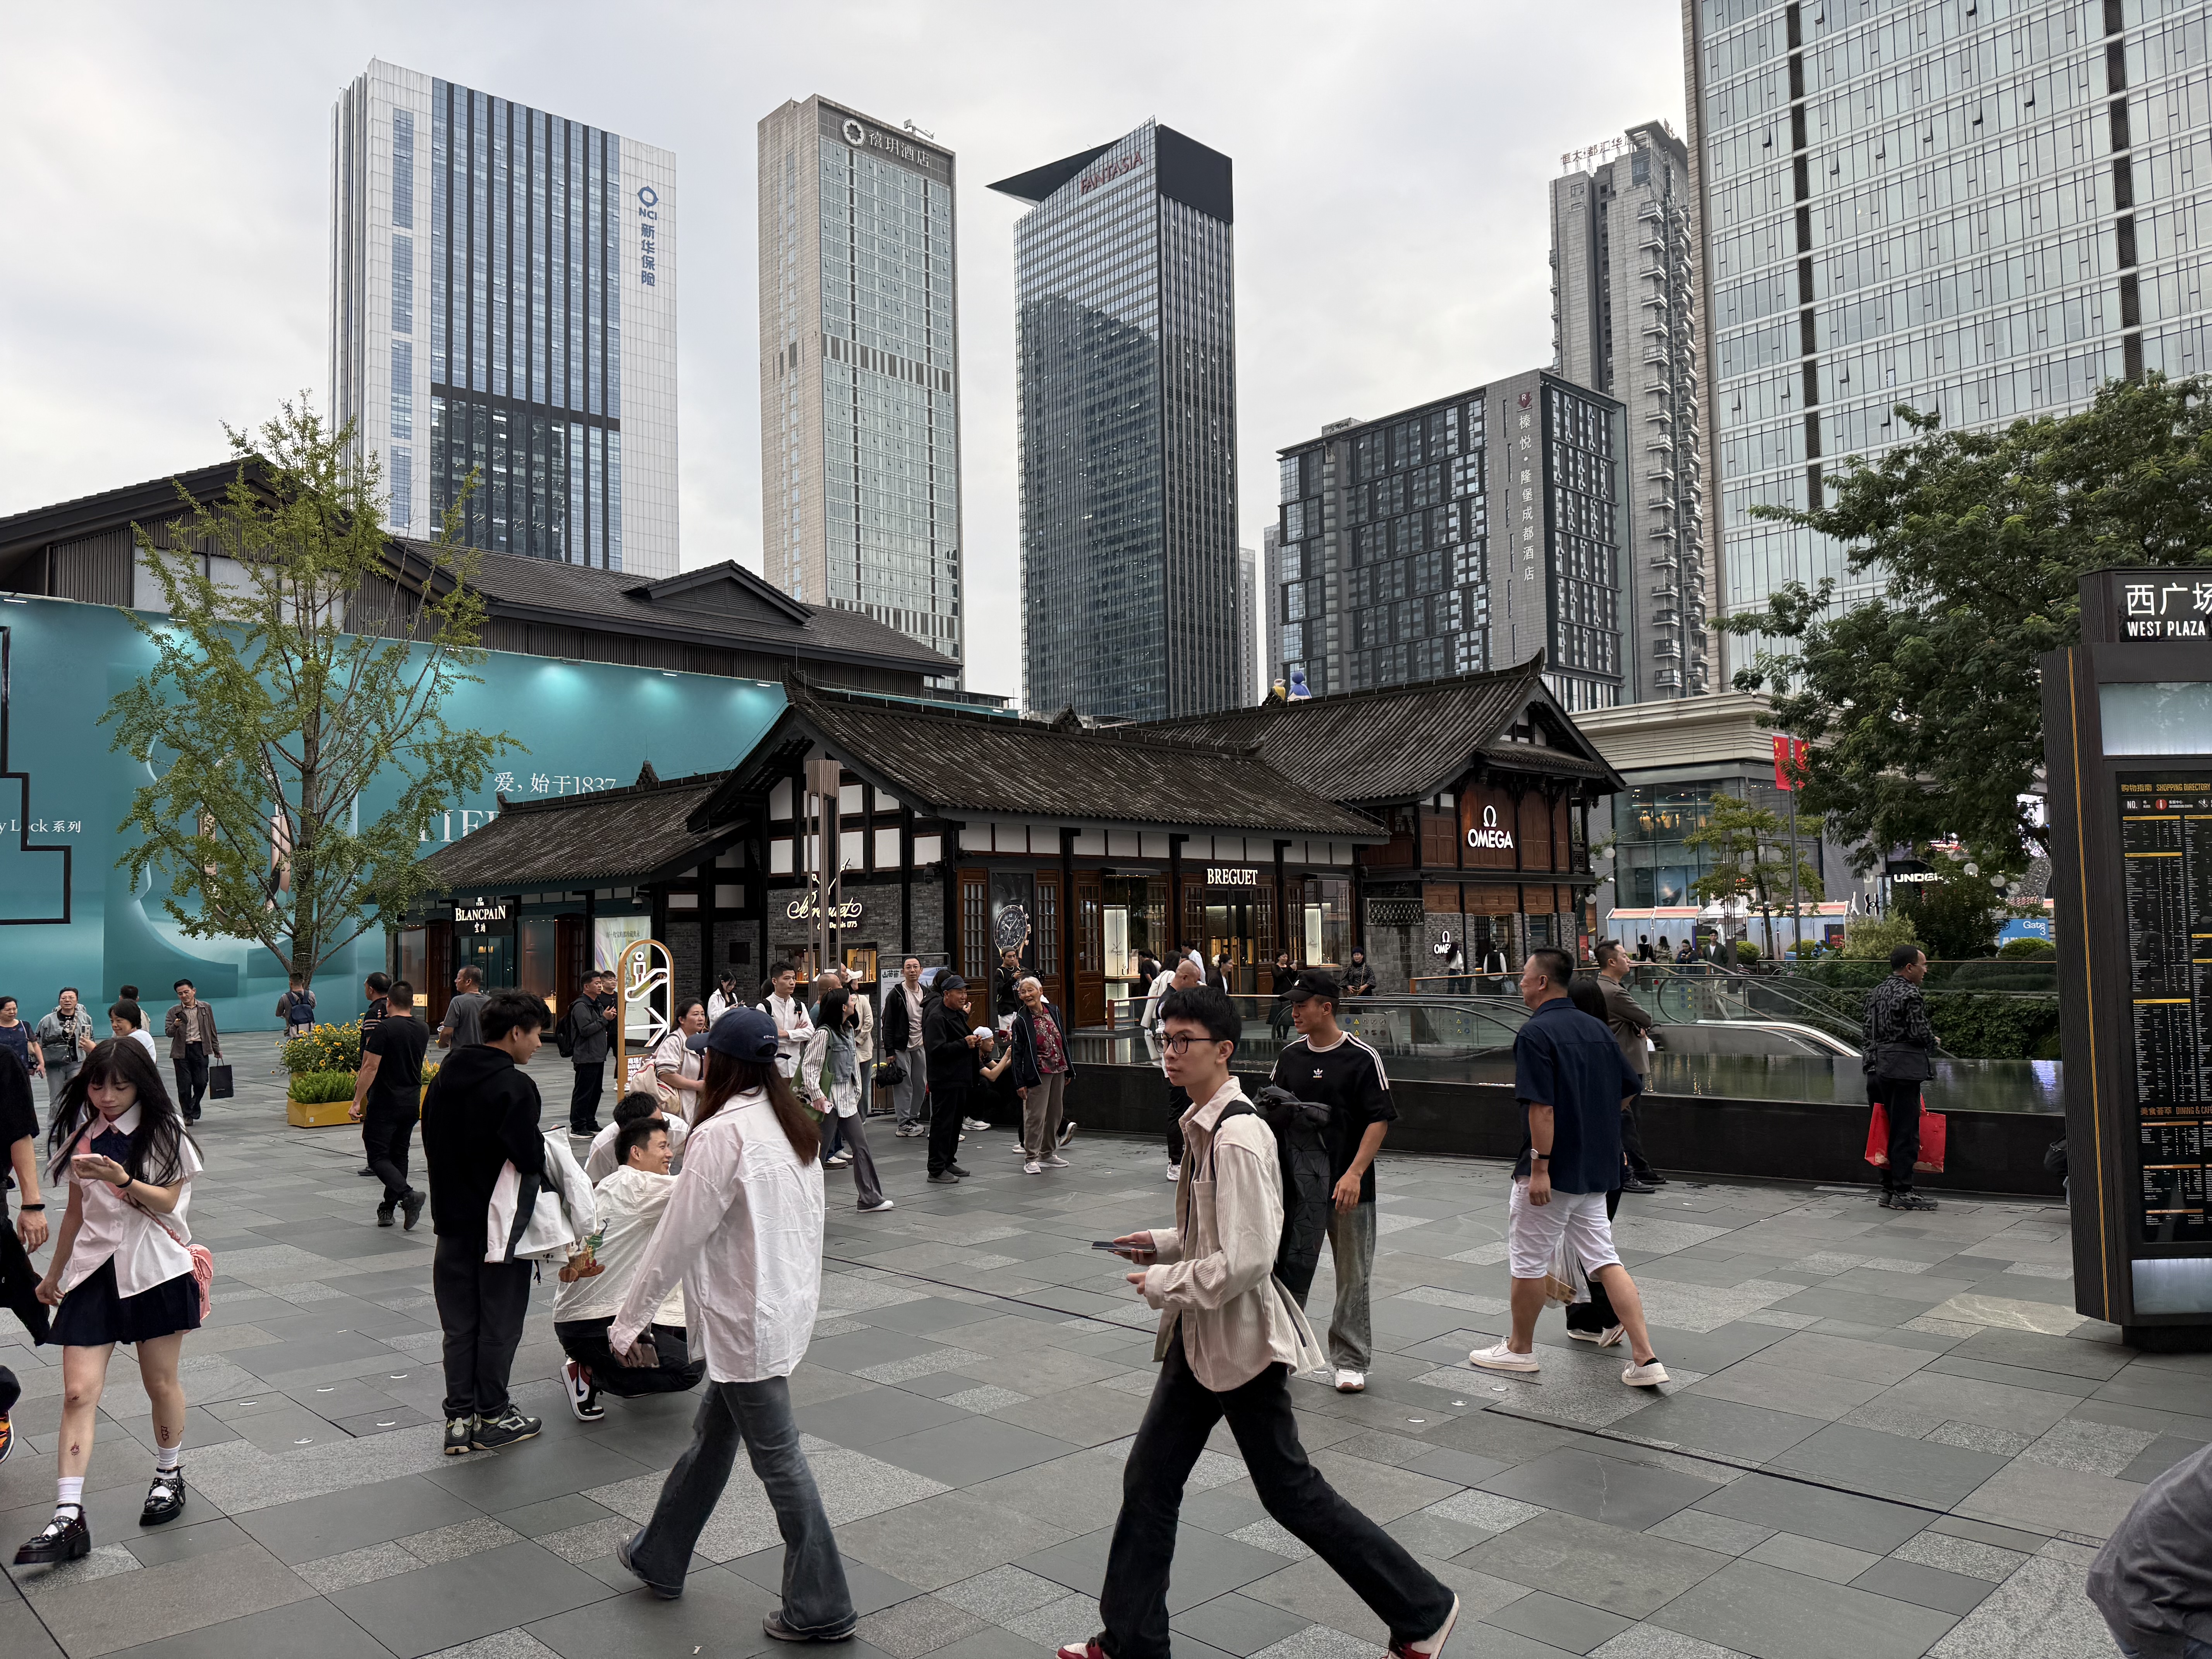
[2122,578,2212,641]
[2119,775,2212,1244]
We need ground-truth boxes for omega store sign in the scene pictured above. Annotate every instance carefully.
[2044,566,2212,1346]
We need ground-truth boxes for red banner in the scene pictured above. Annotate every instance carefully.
[1773,736,1809,792]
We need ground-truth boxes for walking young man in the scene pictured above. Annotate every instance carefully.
[1594,942,1664,1192]
[760,964,814,1082]
[357,972,391,1178]
[436,965,488,1049]
[161,980,222,1124]
[923,975,992,1183]
[350,981,429,1229]
[1065,982,1459,1659]
[34,989,93,1119]
[556,1116,707,1422]
[1154,957,1202,1181]
[420,989,551,1455]
[1469,948,1669,1388]
[1863,945,1939,1212]
[567,970,614,1136]
[1272,970,1395,1395]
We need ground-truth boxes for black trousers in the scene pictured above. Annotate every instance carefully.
[1101,1331,1454,1657]
[1620,1096,1657,1180]
[432,1236,534,1419]
[555,1317,706,1398]
[928,1083,969,1176]
[173,1049,209,1119]
[362,1104,416,1207]
[570,1061,604,1133]
[1165,1084,1189,1168]
[1872,1077,1924,1192]
[1565,1188,1624,1333]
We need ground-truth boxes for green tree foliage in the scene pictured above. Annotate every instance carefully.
[1838,911,1919,960]
[106,403,514,987]
[1683,793,1826,960]
[1894,852,2006,960]
[1724,374,2212,867]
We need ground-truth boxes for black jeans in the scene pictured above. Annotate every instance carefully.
[1872,1077,1923,1192]
[173,1049,209,1119]
[1100,1331,1455,1657]
[555,1317,706,1398]
[1564,1188,1623,1333]
[1165,1084,1189,1168]
[362,1104,416,1207]
[928,1084,969,1176]
[1620,1096,1657,1181]
[570,1061,605,1133]
[432,1236,534,1419]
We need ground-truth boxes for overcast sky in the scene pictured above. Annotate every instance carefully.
[2,1,1686,702]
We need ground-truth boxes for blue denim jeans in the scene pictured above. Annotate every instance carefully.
[626,1374,852,1633]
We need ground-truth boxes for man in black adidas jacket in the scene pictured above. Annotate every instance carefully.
[421,990,551,1457]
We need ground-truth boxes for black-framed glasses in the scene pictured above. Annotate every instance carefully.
[1160,1033,1228,1054]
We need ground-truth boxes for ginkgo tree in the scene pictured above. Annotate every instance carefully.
[106,401,516,988]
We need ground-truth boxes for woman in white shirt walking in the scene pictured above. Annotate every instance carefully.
[801,989,892,1212]
[648,999,708,1121]
[15,1041,203,1566]
[606,1008,856,1643]
[108,1000,160,1067]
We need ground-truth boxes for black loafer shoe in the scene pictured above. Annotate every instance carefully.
[16,1509,91,1564]
[763,1609,860,1642]
[141,1467,186,1525]
[946,1164,972,1178]
[402,1190,426,1231]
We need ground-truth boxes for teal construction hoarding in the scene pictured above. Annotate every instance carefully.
[0,595,785,1032]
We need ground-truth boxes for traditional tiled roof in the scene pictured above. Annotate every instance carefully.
[1122,659,1622,804]
[691,680,1385,840]
[419,769,738,890]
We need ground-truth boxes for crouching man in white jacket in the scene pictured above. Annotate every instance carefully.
[554,1116,706,1422]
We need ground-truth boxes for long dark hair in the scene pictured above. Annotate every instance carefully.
[48,1038,196,1185]
[694,1051,820,1165]
[816,988,852,1033]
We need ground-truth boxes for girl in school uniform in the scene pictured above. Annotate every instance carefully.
[14,1040,203,1566]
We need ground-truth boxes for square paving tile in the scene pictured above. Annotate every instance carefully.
[1690,1474,1928,1554]
[1482,1588,1633,1654]
[1764,1422,2012,1508]
[866,1416,1082,1486]
[231,1474,486,1565]
[330,1539,611,1657]
[1616,1391,1824,1463]
[1848,1556,1996,1616]
[95,1595,393,1658]
[1169,1588,1314,1656]
[1649,1558,1957,1659]
[795,1384,970,1448]
[1453,1510,1728,1617]
[1479,1448,1722,1530]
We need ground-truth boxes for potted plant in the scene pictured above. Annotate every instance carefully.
[282,1018,362,1127]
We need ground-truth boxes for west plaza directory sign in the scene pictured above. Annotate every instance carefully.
[0,595,783,1031]
[2043,566,2212,1346]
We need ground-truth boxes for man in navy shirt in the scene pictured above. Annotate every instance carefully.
[1470,947,1669,1388]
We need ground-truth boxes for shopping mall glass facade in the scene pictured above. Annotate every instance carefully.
[992,121,1241,722]
[1690,0,2212,637]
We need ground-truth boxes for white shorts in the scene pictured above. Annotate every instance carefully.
[1506,1182,1621,1281]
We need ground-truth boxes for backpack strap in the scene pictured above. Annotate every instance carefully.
[1205,1098,1254,1184]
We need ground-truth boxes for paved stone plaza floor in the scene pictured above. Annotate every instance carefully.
[2,1034,2196,1659]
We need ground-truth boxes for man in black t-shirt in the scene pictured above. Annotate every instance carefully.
[1269,971,1396,1394]
[352,980,431,1228]
[1,1044,52,1461]
[356,972,391,1178]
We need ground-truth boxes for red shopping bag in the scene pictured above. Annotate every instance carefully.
[1866,1096,1945,1173]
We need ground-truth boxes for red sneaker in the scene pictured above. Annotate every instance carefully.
[1388,1592,1461,1657]
[1056,1642,1109,1659]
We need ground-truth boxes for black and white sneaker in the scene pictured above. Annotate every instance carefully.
[141,1467,186,1526]
[562,1359,605,1422]
[472,1407,543,1450]
[443,1414,477,1455]
[13,1508,89,1565]
[1890,1192,1940,1212]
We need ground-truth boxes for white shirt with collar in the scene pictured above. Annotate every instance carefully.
[609,1087,825,1382]
[584,1114,690,1183]
[553,1164,686,1327]
[127,1028,160,1065]
[763,992,814,1079]
[52,1103,201,1298]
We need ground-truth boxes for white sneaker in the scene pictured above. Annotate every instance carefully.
[1334,1369,1365,1393]
[1468,1340,1541,1374]
[1622,1357,1671,1388]
[1024,1159,1043,1175]
[963,1117,988,1130]
[1058,1120,1079,1147]
[1166,1164,1182,1182]
[1566,1324,1626,1348]
[1043,1154,1068,1169]
[859,1197,895,1212]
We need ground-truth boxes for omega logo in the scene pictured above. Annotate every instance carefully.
[1466,805,1516,851]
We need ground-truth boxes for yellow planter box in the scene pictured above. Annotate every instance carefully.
[287,1094,357,1128]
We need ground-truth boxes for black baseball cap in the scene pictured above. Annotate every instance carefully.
[1285,970,1341,1005]
[937,974,968,992]
[687,1006,779,1062]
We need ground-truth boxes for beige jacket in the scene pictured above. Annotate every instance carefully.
[1140,1077,1327,1391]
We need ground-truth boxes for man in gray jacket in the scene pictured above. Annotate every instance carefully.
[33,989,94,1116]
[567,971,613,1136]
[2089,1441,2212,1658]
[163,979,223,1124]
[1595,942,1664,1191]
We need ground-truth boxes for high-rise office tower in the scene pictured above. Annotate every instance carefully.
[1237,546,1258,704]
[759,98,962,684]
[990,120,1240,722]
[1276,371,1628,712]
[331,60,678,576]
[1553,121,1711,701]
[1687,0,2212,667]
[1261,524,1283,695]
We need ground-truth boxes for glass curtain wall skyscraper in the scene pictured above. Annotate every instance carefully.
[759,98,962,684]
[1552,122,1713,700]
[991,120,1240,723]
[1687,0,2212,662]
[331,59,677,576]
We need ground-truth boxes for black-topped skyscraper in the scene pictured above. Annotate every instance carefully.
[990,122,1240,722]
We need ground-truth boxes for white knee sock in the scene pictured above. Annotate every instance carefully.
[156,1440,183,1472]
[56,1475,84,1514]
